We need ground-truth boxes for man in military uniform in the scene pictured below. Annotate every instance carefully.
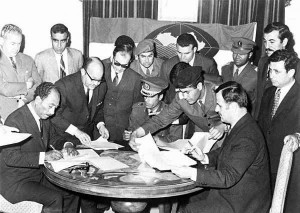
[129,66,227,151]
[123,77,182,142]
[221,37,257,112]
[130,39,164,78]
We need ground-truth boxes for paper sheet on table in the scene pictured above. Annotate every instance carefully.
[157,132,217,153]
[137,133,196,171]
[0,132,31,147]
[85,137,124,150]
[91,156,129,171]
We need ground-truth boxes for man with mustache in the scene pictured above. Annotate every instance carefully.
[254,22,300,119]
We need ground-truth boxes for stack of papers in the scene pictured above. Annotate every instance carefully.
[0,132,31,147]
[137,133,196,171]
[47,149,128,172]
[156,132,217,153]
[77,137,123,150]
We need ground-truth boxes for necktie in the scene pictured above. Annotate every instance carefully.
[113,73,119,86]
[86,89,90,104]
[60,55,66,79]
[10,57,17,71]
[146,68,151,76]
[39,119,43,140]
[233,68,239,80]
[271,89,281,118]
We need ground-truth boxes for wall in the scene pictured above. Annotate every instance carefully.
[286,1,300,55]
[0,0,83,59]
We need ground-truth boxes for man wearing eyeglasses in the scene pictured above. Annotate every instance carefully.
[129,65,226,151]
[103,44,143,147]
[35,23,83,83]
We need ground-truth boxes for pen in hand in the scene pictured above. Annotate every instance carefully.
[187,140,199,155]
[50,145,64,159]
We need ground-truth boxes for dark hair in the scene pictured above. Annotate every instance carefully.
[50,23,69,37]
[177,33,198,49]
[268,49,299,73]
[82,57,102,70]
[170,62,191,83]
[112,44,134,58]
[115,35,135,48]
[264,22,295,52]
[214,81,248,108]
[34,82,59,100]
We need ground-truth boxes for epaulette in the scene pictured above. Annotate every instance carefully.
[132,102,145,108]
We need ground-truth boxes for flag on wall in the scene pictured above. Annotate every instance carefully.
[89,17,256,70]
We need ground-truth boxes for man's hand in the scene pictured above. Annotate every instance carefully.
[45,150,64,161]
[62,147,79,157]
[182,144,205,162]
[171,167,197,180]
[0,124,19,134]
[26,77,34,89]
[284,133,300,152]
[129,127,146,151]
[123,130,132,141]
[74,129,91,145]
[209,123,225,140]
[98,123,109,139]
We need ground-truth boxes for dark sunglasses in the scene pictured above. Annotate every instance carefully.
[114,61,129,69]
[85,69,104,83]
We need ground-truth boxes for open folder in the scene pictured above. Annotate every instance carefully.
[0,132,31,147]
[137,133,196,171]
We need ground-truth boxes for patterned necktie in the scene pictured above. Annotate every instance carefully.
[146,68,151,76]
[10,57,17,71]
[233,68,239,80]
[113,73,119,86]
[271,89,281,118]
[60,55,66,79]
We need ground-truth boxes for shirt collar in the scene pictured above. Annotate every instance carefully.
[234,62,248,74]
[111,65,124,81]
[189,54,196,66]
[277,79,295,104]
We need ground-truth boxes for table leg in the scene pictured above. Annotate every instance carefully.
[111,200,147,213]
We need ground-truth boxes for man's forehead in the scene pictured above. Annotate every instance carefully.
[264,30,280,40]
[51,32,68,39]
[140,51,154,57]
[270,61,285,70]
[176,44,193,51]
[115,51,130,61]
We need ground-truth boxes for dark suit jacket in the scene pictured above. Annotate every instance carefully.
[103,63,143,143]
[51,71,107,147]
[190,113,271,213]
[0,105,56,203]
[258,82,300,213]
[160,53,220,103]
[222,62,257,111]
[254,55,300,119]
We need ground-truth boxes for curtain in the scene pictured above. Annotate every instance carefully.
[83,0,285,64]
[83,0,158,58]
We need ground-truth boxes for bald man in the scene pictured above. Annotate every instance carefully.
[51,57,108,148]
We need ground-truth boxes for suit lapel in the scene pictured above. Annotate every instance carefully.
[50,50,59,76]
[67,48,74,72]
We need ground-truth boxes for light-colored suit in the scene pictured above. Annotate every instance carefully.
[35,47,83,83]
[0,50,41,120]
[130,57,164,78]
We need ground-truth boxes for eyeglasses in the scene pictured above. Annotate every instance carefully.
[85,69,104,83]
[113,60,129,69]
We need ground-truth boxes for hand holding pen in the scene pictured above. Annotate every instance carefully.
[186,140,205,162]
[45,145,64,161]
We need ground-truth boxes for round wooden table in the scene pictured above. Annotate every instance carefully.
[44,150,201,213]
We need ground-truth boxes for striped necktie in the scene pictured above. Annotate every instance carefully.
[233,68,239,80]
[10,57,17,71]
[113,73,119,86]
[60,55,66,78]
[146,68,151,76]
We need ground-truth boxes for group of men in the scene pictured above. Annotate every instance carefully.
[0,20,300,213]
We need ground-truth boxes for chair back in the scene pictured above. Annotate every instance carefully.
[269,142,295,213]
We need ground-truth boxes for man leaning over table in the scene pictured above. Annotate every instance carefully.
[0,82,79,213]
[172,81,271,213]
[129,65,226,151]
[50,57,109,213]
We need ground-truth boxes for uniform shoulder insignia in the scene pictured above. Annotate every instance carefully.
[132,102,144,108]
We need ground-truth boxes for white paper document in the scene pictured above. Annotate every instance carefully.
[137,133,196,171]
[48,149,128,172]
[0,132,31,147]
[157,132,217,154]
[85,137,123,150]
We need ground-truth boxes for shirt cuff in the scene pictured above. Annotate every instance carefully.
[172,119,179,125]
[200,154,209,164]
[190,168,198,181]
[65,124,78,135]
[39,152,45,164]
[97,122,105,129]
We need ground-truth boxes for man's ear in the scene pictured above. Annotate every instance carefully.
[288,69,295,78]
[158,94,164,101]
[196,82,203,91]
[135,55,138,60]
[282,38,288,49]
[248,52,253,59]
[0,37,4,46]
[80,68,85,76]
[193,46,197,53]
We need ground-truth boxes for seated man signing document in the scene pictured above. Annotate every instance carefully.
[0,82,79,213]
[173,81,271,213]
